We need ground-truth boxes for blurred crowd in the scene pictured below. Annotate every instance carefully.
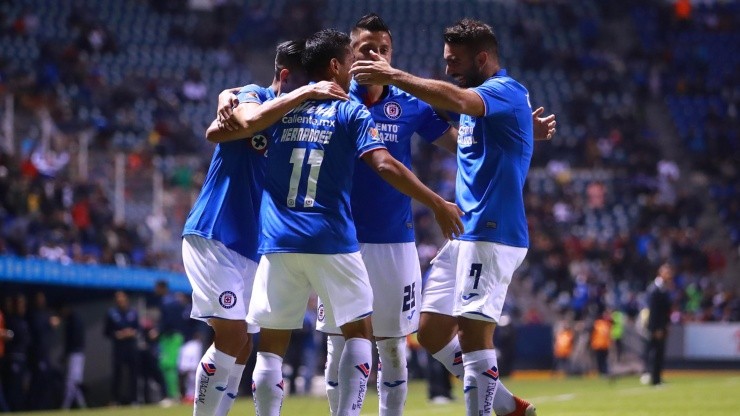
[0,2,738,407]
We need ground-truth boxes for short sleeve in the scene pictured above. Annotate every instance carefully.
[347,104,386,159]
[237,84,265,105]
[471,79,511,117]
[415,102,451,143]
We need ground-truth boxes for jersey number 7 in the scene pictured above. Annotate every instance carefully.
[287,148,324,208]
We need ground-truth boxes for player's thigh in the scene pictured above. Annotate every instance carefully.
[453,241,527,323]
[307,252,373,330]
[362,242,422,338]
[182,235,250,322]
[247,253,311,330]
[420,240,458,317]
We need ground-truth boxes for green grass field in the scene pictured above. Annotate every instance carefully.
[16,371,740,416]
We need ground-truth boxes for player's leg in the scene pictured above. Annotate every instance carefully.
[247,253,312,416]
[363,242,421,416]
[418,241,465,380]
[307,252,374,416]
[215,256,260,416]
[454,241,533,416]
[183,235,251,415]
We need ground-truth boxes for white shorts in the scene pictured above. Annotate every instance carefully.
[317,242,422,337]
[247,252,373,330]
[421,240,527,323]
[182,235,259,333]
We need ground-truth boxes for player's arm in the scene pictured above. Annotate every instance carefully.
[351,50,485,117]
[206,81,349,143]
[432,126,458,154]
[361,148,464,240]
[429,108,556,151]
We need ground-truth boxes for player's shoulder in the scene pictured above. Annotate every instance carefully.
[238,84,274,102]
[337,99,372,119]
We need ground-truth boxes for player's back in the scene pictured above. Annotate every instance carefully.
[260,97,385,255]
[457,70,533,248]
[183,85,274,262]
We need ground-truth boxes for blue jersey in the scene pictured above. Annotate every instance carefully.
[259,96,386,254]
[457,69,533,247]
[349,81,451,243]
[182,85,274,262]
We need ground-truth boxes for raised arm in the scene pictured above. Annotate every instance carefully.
[206,81,349,144]
[361,148,463,240]
[351,50,485,117]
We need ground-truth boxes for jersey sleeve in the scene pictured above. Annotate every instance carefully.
[471,78,512,117]
[347,103,387,158]
[415,101,451,143]
[237,84,265,105]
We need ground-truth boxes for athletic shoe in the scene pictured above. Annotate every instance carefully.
[502,396,537,416]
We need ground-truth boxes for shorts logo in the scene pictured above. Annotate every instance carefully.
[383,101,402,120]
[453,351,463,366]
[201,362,217,376]
[219,291,237,309]
[317,303,325,322]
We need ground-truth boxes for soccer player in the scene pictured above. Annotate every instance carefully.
[183,39,346,416]
[244,29,463,416]
[321,13,556,416]
[352,18,540,416]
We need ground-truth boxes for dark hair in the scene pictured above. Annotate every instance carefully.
[443,18,498,56]
[301,29,351,79]
[352,13,392,40]
[275,39,306,78]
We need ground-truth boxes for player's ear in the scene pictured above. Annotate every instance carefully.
[475,51,488,69]
[329,57,340,76]
[279,68,290,85]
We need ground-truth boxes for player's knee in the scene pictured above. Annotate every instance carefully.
[211,319,249,355]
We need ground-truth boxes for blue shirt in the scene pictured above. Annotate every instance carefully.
[182,85,274,262]
[349,81,451,243]
[259,96,386,254]
[456,69,533,247]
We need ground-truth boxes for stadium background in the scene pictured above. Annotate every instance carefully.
[0,0,737,411]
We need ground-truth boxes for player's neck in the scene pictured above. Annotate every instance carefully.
[364,84,386,106]
[270,80,281,96]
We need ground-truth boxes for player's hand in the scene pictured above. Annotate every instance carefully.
[532,107,556,141]
[350,50,396,86]
[432,200,465,240]
[307,81,349,101]
[217,90,241,131]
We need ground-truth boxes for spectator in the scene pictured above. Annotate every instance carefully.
[0,300,12,412]
[103,291,140,405]
[27,292,59,410]
[60,304,87,409]
[3,294,31,411]
[177,332,203,404]
[590,312,612,377]
[642,263,674,386]
[153,280,186,401]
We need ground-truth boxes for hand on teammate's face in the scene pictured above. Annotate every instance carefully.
[350,50,394,86]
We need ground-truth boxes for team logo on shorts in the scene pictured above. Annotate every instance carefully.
[383,101,402,120]
[219,291,237,309]
[317,303,325,322]
[249,134,268,155]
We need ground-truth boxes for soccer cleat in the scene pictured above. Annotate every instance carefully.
[501,396,537,416]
